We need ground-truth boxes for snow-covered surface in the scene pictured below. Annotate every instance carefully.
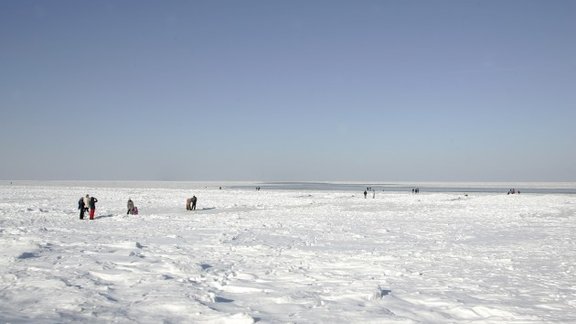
[1,182,575,323]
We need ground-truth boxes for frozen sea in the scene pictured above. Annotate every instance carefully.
[1,181,575,323]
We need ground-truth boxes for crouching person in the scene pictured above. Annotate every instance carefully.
[127,198,135,215]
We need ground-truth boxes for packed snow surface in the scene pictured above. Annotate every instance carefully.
[1,182,575,323]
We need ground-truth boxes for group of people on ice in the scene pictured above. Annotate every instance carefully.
[77,196,138,219]
[77,194,98,220]
[363,187,376,199]
[507,188,521,195]
[78,195,199,219]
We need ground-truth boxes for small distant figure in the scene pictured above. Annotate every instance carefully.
[83,195,90,214]
[186,197,193,210]
[363,190,367,199]
[127,198,135,215]
[219,187,222,190]
[373,190,376,199]
[256,186,261,191]
[507,188,520,195]
[78,197,86,219]
[191,195,197,210]
[89,196,98,220]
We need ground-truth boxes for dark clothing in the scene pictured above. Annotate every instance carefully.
[78,198,85,219]
[89,197,98,209]
[191,196,197,210]
[89,197,98,220]
[127,199,134,215]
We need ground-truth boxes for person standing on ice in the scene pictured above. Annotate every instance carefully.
[88,196,98,220]
[78,197,86,219]
[127,198,135,215]
[83,194,90,214]
[363,190,367,198]
[191,195,197,210]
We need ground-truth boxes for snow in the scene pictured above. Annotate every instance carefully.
[1,181,575,323]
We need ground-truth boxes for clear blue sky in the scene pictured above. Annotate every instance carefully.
[1,0,575,181]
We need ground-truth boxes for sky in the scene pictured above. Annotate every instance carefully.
[1,0,575,182]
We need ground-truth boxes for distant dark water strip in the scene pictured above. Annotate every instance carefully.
[232,182,576,194]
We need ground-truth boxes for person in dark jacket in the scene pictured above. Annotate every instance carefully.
[191,195,197,210]
[186,197,192,210]
[78,197,86,219]
[89,196,98,220]
[127,198,135,215]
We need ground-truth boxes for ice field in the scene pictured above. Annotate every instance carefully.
[1,181,575,323]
